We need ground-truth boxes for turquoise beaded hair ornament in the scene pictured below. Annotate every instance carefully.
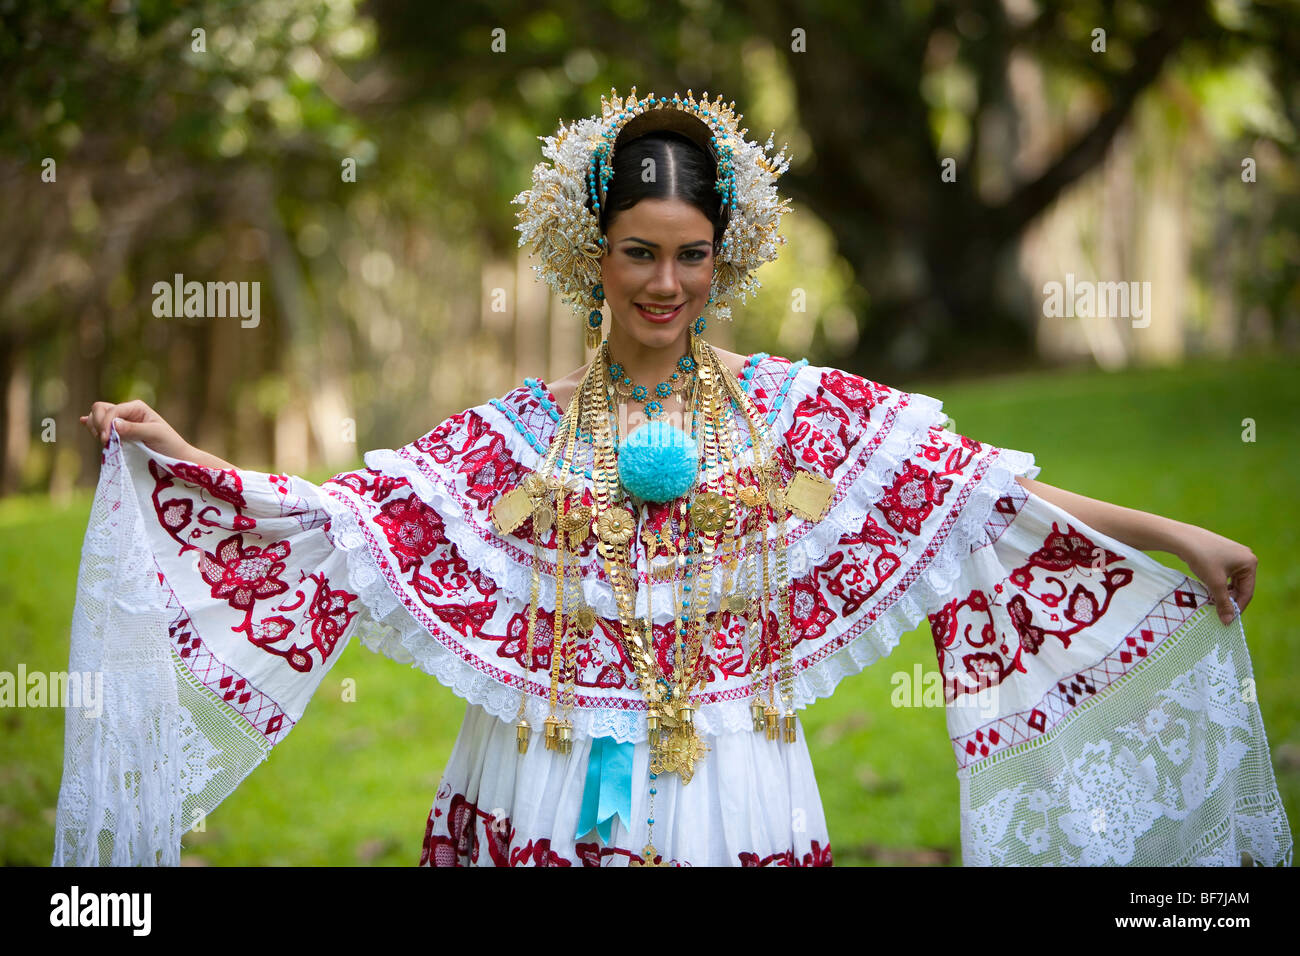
[511,86,794,341]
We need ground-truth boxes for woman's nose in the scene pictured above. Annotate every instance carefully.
[645,260,682,296]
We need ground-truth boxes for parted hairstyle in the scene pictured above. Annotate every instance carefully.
[590,130,729,251]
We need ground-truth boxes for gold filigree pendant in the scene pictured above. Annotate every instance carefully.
[649,720,710,785]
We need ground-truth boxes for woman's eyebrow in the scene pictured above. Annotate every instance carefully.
[623,237,712,249]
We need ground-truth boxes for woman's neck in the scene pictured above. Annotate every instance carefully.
[604,329,694,391]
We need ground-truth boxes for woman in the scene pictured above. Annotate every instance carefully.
[61,88,1290,867]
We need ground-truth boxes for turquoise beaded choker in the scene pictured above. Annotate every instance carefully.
[608,352,698,420]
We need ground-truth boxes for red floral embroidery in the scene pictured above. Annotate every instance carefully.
[784,385,858,478]
[930,521,1136,699]
[877,460,954,535]
[375,494,447,572]
[304,571,358,659]
[453,415,525,511]
[820,369,883,418]
[199,535,291,611]
[416,410,473,466]
[166,460,249,510]
[738,840,833,867]
[419,791,827,867]
[148,454,361,681]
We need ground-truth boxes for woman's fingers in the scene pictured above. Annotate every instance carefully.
[84,401,135,445]
[1228,559,1256,615]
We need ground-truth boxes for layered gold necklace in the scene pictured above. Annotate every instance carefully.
[491,334,835,863]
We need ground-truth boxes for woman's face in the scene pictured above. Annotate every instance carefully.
[599,197,714,354]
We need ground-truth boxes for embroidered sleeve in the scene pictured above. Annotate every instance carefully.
[769,363,1290,864]
[763,364,1042,709]
[53,406,547,866]
[53,422,373,865]
[927,478,1291,866]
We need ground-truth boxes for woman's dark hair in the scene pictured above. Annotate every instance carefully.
[591,130,728,248]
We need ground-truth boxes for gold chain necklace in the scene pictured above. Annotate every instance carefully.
[491,334,837,864]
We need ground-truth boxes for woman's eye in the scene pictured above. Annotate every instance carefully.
[622,247,707,261]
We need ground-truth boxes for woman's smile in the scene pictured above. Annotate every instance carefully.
[634,301,686,323]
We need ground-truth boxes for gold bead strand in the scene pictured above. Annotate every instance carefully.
[521,358,585,754]
[590,357,653,690]
[681,357,723,707]
[560,363,608,753]
[714,354,785,739]
[546,480,569,752]
[555,362,598,757]
[772,466,797,744]
[516,522,543,753]
[717,359,776,735]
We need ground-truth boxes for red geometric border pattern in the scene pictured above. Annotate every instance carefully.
[950,581,1208,768]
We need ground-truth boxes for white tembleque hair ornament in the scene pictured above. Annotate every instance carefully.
[512,86,793,331]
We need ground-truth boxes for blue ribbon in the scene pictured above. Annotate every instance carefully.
[575,735,634,844]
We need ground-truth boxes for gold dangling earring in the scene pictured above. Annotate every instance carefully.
[691,278,715,367]
[585,283,605,350]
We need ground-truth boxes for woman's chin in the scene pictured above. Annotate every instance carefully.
[639,326,688,349]
[616,321,688,348]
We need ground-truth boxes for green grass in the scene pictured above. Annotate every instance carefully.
[2,353,1296,865]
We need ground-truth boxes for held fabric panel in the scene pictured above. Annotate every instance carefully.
[926,479,1291,865]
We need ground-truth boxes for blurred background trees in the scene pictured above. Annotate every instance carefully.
[1,0,1296,496]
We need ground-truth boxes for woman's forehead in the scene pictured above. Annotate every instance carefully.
[606,198,713,237]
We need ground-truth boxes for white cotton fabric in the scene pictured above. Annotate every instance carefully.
[423,703,831,866]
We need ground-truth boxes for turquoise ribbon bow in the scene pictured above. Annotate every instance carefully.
[576,735,634,844]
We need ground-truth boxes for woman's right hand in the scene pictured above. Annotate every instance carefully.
[81,400,192,459]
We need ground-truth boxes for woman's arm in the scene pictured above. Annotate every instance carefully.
[179,443,238,470]
[1013,475,1257,623]
[1013,476,1188,554]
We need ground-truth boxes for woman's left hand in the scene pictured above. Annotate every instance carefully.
[1175,524,1257,625]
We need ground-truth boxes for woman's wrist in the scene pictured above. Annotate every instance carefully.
[181,442,237,471]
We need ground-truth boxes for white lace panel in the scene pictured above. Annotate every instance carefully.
[934,489,1293,866]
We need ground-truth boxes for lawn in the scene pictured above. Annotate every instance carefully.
[2,353,1296,865]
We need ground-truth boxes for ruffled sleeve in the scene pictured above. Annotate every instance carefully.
[769,362,1291,866]
[52,423,375,864]
[53,400,599,865]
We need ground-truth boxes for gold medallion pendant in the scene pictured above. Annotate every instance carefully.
[648,709,710,785]
[784,469,835,522]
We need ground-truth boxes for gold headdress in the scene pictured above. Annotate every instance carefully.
[511,86,793,333]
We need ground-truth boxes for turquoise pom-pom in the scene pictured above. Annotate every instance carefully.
[618,421,699,503]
